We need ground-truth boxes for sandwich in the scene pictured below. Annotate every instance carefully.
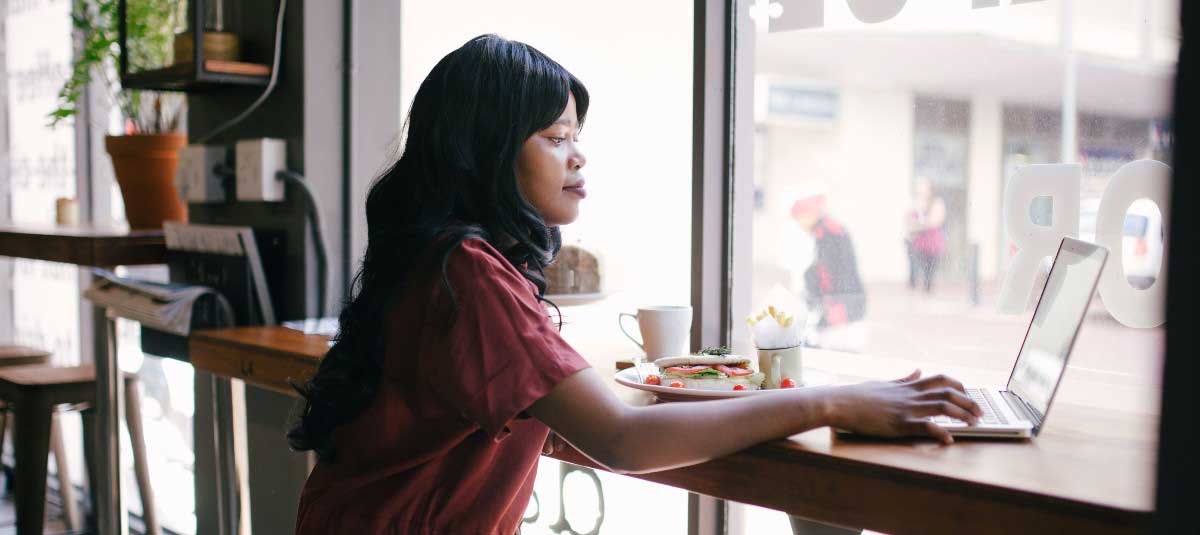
[652,354,765,391]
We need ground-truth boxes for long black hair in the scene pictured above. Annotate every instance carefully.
[288,34,588,460]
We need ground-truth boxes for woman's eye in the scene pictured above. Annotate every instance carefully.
[550,136,566,145]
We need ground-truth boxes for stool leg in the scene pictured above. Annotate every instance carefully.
[0,407,8,457]
[125,377,160,535]
[50,415,82,531]
[81,409,99,529]
[14,394,53,535]
[0,408,8,493]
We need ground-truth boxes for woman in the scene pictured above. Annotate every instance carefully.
[289,35,981,534]
[906,177,947,293]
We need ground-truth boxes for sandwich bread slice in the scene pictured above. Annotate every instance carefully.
[653,355,765,391]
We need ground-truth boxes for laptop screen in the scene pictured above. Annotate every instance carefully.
[1007,239,1108,420]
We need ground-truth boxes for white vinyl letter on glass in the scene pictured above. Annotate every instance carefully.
[772,0,825,32]
[845,0,907,23]
[997,164,1081,313]
[1095,159,1170,328]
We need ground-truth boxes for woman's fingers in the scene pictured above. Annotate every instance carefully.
[909,401,979,425]
[912,373,967,393]
[893,369,922,383]
[908,419,954,445]
[918,387,984,418]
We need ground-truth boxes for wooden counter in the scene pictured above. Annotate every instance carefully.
[0,224,166,267]
[188,325,1156,535]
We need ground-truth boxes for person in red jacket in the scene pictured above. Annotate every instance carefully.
[287,34,980,535]
[790,189,867,334]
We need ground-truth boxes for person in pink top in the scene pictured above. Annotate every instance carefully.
[906,177,947,293]
[287,34,981,535]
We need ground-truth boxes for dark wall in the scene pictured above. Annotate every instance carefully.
[182,2,319,535]
[185,0,315,321]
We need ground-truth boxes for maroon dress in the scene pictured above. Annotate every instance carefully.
[296,239,591,534]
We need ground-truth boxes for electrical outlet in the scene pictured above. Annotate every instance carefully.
[235,138,287,202]
[176,144,227,203]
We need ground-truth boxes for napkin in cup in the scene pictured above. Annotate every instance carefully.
[746,285,805,350]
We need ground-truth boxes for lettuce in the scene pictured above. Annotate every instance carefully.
[663,368,727,379]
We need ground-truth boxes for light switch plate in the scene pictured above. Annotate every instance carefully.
[235,138,287,202]
[177,144,227,203]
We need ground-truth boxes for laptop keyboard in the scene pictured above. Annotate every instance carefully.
[930,388,1008,426]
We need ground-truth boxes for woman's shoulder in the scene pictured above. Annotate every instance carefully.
[444,238,536,295]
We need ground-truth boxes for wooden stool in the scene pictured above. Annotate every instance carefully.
[0,364,159,535]
[0,345,79,531]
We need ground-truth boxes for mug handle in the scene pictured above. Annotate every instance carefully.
[618,313,644,349]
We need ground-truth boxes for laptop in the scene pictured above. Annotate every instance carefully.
[928,237,1109,438]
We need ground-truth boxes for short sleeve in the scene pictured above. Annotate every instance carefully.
[423,239,591,441]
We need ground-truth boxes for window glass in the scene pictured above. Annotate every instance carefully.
[733,1,1176,532]
[3,3,85,526]
[3,2,194,531]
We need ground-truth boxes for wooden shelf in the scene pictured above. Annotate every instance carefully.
[121,60,272,92]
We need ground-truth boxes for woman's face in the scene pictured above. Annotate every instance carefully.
[516,93,587,226]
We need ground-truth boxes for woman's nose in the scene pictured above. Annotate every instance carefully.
[570,148,586,170]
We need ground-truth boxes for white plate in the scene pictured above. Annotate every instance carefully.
[544,292,612,307]
[614,367,837,402]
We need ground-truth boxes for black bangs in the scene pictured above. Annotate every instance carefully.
[489,35,589,136]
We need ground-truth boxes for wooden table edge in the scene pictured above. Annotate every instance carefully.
[190,328,328,362]
[0,227,167,266]
[547,443,1151,535]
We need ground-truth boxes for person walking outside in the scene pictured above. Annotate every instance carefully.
[905,177,946,294]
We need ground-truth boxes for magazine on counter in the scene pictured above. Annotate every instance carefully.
[83,269,232,336]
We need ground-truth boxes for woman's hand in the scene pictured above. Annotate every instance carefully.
[824,370,984,444]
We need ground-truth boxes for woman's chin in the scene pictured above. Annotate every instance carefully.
[543,204,581,226]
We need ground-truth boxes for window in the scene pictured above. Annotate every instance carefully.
[2,2,87,526]
[4,0,79,365]
[399,1,694,533]
[731,1,1176,532]
[3,2,194,531]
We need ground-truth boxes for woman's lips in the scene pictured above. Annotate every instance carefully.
[564,182,587,198]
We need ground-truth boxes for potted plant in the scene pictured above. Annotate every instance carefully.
[50,0,189,230]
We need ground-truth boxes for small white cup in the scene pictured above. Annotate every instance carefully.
[619,306,692,361]
[55,197,79,226]
[757,345,803,389]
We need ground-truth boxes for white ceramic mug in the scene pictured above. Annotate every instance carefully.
[757,345,803,388]
[619,306,692,361]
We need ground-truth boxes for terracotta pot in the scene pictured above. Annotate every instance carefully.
[105,133,188,230]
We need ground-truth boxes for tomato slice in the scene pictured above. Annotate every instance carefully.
[780,378,797,388]
[714,365,753,377]
[644,375,662,386]
[669,381,685,388]
[665,365,712,374]
[732,384,747,391]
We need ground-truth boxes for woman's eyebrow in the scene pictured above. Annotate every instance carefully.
[551,117,575,127]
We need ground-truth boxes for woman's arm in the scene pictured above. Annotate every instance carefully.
[527,368,981,475]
